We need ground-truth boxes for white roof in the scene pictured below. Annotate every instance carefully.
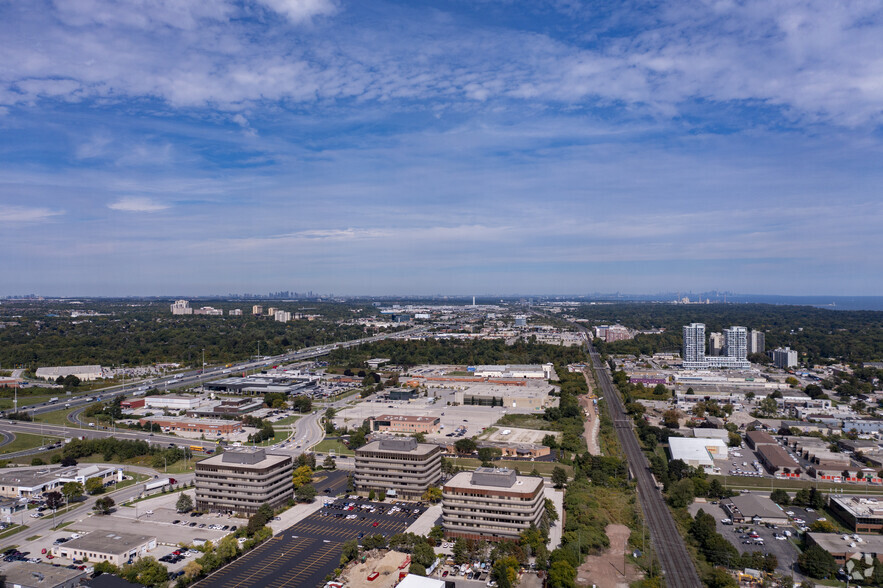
[396,575,445,588]
[669,437,727,466]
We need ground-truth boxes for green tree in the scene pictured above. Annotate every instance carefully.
[45,491,63,510]
[93,496,115,515]
[492,556,519,588]
[62,481,84,503]
[176,493,194,513]
[667,478,694,508]
[452,538,469,565]
[477,447,500,466]
[323,455,337,470]
[296,484,317,502]
[84,477,105,495]
[428,525,444,545]
[122,556,168,587]
[758,397,778,417]
[422,487,442,503]
[547,560,576,588]
[454,438,477,454]
[662,410,680,429]
[551,466,568,489]
[770,489,790,505]
[798,544,836,579]
[340,539,359,565]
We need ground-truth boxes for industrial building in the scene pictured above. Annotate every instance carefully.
[205,375,317,396]
[806,532,883,565]
[745,430,777,450]
[369,414,441,434]
[472,364,554,379]
[53,532,156,566]
[138,416,242,435]
[34,365,104,381]
[721,494,789,525]
[453,381,553,410]
[442,467,545,542]
[195,448,293,515]
[668,437,728,472]
[144,394,205,411]
[0,561,87,588]
[354,437,442,500]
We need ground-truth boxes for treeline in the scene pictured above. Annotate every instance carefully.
[576,302,883,363]
[62,437,190,468]
[0,300,385,368]
[327,338,587,369]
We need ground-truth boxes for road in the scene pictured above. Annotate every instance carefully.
[588,344,702,588]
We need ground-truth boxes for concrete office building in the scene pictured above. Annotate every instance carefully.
[829,495,883,533]
[806,532,883,565]
[369,414,441,434]
[53,532,156,566]
[354,437,442,500]
[442,468,545,542]
[772,347,798,369]
[748,330,765,354]
[170,300,193,315]
[195,448,293,515]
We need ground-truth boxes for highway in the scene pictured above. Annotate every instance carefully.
[588,344,702,588]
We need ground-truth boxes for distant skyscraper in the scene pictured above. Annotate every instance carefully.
[748,330,765,354]
[682,323,706,368]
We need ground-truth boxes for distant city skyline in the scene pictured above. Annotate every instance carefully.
[1,1,881,297]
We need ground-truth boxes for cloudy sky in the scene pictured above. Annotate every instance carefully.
[1,0,882,297]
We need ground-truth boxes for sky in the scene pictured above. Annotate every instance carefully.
[1,0,882,297]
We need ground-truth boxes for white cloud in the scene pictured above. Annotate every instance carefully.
[107,196,170,212]
[0,205,64,222]
[255,0,338,23]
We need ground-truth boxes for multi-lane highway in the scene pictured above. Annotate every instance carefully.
[588,344,702,588]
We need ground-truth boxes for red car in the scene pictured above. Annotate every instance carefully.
[372,521,379,527]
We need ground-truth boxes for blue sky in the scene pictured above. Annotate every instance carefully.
[1,0,882,297]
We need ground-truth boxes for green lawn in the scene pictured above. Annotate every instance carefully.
[33,406,89,426]
[0,432,63,455]
[0,525,26,541]
[494,413,553,431]
[313,439,354,455]
[274,414,302,426]
[0,395,57,410]
[77,453,207,475]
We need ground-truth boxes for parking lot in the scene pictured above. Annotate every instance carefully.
[689,502,803,578]
[313,469,351,497]
[199,499,418,588]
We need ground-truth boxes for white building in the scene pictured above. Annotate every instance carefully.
[682,323,707,369]
[669,437,728,471]
[748,330,765,354]
[708,332,724,356]
[681,324,749,369]
[145,395,204,411]
[170,299,193,315]
[274,310,291,323]
[35,365,104,382]
[473,364,554,379]
[229,309,242,316]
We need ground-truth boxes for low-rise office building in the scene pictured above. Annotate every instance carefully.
[453,381,553,410]
[0,465,122,498]
[1,561,87,588]
[829,495,883,533]
[442,468,545,542]
[53,532,156,566]
[144,394,204,411]
[721,494,789,525]
[354,437,442,500]
[369,414,441,435]
[139,416,241,435]
[806,532,883,565]
[472,364,554,379]
[195,448,293,515]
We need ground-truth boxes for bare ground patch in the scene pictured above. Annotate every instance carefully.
[576,524,642,588]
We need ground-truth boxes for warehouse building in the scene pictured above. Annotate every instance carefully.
[53,532,156,566]
[138,416,241,435]
[195,448,293,515]
[745,430,777,450]
[668,437,728,472]
[472,364,554,379]
[721,494,789,525]
[442,468,545,542]
[369,414,441,434]
[453,381,553,410]
[144,394,205,411]
[354,437,442,500]
[35,365,104,381]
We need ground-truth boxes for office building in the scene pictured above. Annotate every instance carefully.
[514,315,527,327]
[806,532,883,565]
[442,467,545,542]
[170,299,193,315]
[195,448,292,515]
[193,306,223,316]
[229,308,242,316]
[829,496,883,533]
[748,330,765,354]
[368,414,441,434]
[682,323,707,368]
[1,562,87,588]
[772,347,798,369]
[138,416,242,435]
[53,532,156,566]
[354,437,442,499]
[0,465,122,498]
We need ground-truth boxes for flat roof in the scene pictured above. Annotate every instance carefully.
[358,439,440,456]
[723,494,786,519]
[669,437,726,465]
[374,414,439,423]
[63,531,154,555]
[0,465,79,488]
[197,451,290,470]
[445,469,543,494]
[831,495,883,518]
[808,532,883,554]
[747,430,776,445]
[2,561,86,586]
[757,444,795,468]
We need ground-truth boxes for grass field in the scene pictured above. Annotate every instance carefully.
[33,406,92,426]
[274,414,302,426]
[495,413,554,431]
[313,439,354,455]
[0,394,57,410]
[722,476,883,494]
[0,432,63,455]
[0,525,26,541]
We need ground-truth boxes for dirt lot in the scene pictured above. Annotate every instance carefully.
[342,550,410,588]
[576,524,641,588]
[578,395,600,456]
[484,427,553,444]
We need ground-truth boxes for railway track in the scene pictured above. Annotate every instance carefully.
[589,346,703,588]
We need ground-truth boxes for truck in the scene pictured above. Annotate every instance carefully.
[144,478,173,492]
[48,397,59,404]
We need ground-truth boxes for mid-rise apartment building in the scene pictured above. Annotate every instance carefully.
[442,467,545,542]
[748,330,765,354]
[681,323,749,369]
[195,448,292,515]
[355,437,442,499]
[772,347,798,368]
